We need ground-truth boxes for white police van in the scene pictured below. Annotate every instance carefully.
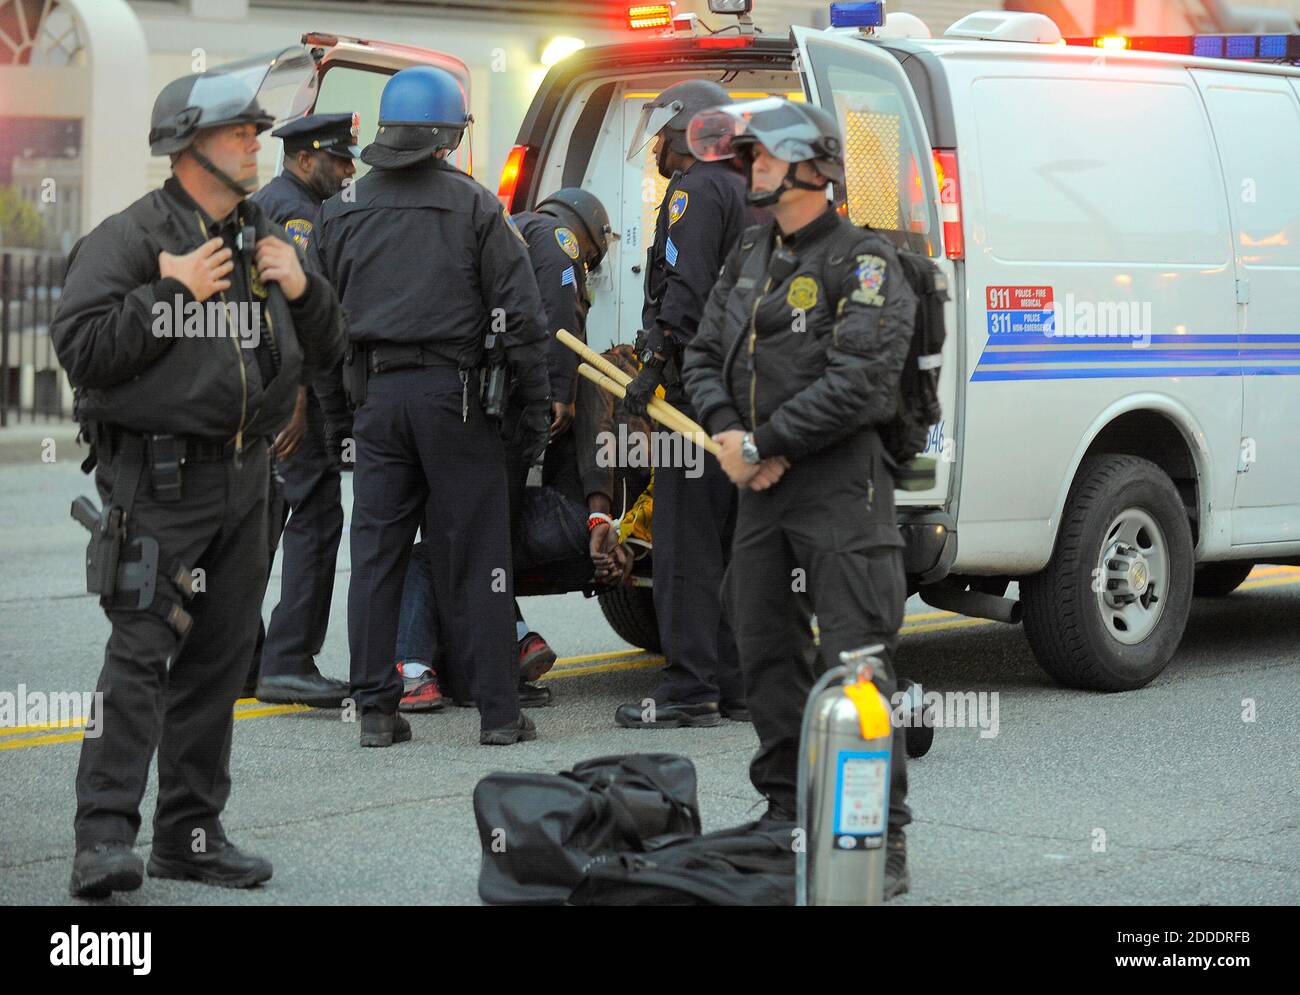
[502,2,1300,690]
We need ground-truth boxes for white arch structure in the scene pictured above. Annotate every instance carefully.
[0,0,148,232]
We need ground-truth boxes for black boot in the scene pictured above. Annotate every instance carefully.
[480,712,537,745]
[69,842,144,899]
[147,839,272,889]
[360,711,412,748]
[884,828,910,900]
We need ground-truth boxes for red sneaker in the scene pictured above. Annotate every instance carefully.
[518,632,557,681]
[397,663,445,712]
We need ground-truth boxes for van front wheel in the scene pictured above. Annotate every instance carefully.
[1021,455,1194,691]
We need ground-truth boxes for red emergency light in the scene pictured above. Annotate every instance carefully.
[497,144,533,212]
[933,149,963,260]
[627,3,676,31]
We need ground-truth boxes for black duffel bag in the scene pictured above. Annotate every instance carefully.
[474,753,701,905]
[570,822,796,906]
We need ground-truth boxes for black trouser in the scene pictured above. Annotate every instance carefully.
[256,395,343,679]
[723,430,910,829]
[650,397,744,705]
[74,439,270,853]
[347,366,517,729]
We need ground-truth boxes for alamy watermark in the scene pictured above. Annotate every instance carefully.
[0,684,103,737]
[151,296,261,349]
[596,424,704,479]
[1044,293,1152,347]
[891,688,1000,739]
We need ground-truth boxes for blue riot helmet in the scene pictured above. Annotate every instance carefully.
[361,66,472,170]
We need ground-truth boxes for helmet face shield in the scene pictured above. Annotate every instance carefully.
[688,97,829,166]
[625,100,683,162]
[200,48,317,132]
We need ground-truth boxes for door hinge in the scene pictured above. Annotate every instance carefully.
[1235,279,1251,305]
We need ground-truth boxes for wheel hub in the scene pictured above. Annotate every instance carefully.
[1095,508,1170,645]
[1104,542,1151,603]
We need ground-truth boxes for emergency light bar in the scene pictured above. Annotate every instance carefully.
[1063,33,1300,62]
[627,3,675,30]
[830,2,885,29]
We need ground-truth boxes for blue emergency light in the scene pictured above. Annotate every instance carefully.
[829,2,885,29]
[1065,32,1300,63]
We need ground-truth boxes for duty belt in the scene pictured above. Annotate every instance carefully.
[366,341,458,374]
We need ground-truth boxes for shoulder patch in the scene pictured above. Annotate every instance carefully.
[851,253,887,307]
[283,218,314,250]
[668,189,688,226]
[554,226,581,261]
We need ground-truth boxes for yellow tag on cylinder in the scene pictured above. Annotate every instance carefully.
[843,678,892,741]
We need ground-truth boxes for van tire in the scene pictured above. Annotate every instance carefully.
[598,585,662,654]
[1021,455,1193,691]
[1193,561,1254,597]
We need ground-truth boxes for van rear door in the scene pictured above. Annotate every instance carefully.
[292,34,474,176]
[791,26,954,507]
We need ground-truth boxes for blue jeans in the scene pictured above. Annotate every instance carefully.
[395,486,590,668]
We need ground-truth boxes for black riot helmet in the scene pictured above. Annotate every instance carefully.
[627,79,731,178]
[535,188,617,270]
[687,97,846,208]
[149,48,316,195]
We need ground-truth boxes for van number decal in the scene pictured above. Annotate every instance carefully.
[987,285,1054,336]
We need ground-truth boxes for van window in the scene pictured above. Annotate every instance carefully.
[971,78,1228,265]
[1199,80,1300,269]
[314,64,471,177]
[806,38,938,253]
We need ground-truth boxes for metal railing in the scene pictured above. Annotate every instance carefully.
[0,249,69,427]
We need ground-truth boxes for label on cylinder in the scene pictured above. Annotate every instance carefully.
[833,750,889,849]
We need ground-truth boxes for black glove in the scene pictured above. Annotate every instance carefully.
[623,363,665,419]
[514,401,551,465]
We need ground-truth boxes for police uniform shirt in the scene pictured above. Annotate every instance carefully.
[251,171,322,253]
[642,159,750,344]
[514,210,589,405]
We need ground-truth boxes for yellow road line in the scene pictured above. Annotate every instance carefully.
[0,730,84,751]
[4,569,1297,751]
[0,717,87,738]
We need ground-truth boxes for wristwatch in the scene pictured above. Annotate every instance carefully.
[741,432,761,465]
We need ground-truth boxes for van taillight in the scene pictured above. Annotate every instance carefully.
[933,149,963,260]
[498,144,533,212]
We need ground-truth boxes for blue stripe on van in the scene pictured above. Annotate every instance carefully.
[971,366,1244,382]
[972,332,1300,380]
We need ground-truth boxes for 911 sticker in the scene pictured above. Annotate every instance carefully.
[986,285,1054,335]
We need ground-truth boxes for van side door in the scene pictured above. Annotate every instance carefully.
[1193,69,1300,546]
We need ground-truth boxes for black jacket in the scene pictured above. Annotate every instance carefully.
[309,158,549,407]
[53,178,345,443]
[682,207,915,461]
[642,160,750,345]
[514,210,589,405]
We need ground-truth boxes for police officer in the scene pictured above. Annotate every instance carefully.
[54,67,345,897]
[397,187,616,711]
[615,80,751,729]
[310,67,551,747]
[246,113,360,707]
[681,98,917,897]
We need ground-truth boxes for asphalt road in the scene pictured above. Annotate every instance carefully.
[1,435,1296,906]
